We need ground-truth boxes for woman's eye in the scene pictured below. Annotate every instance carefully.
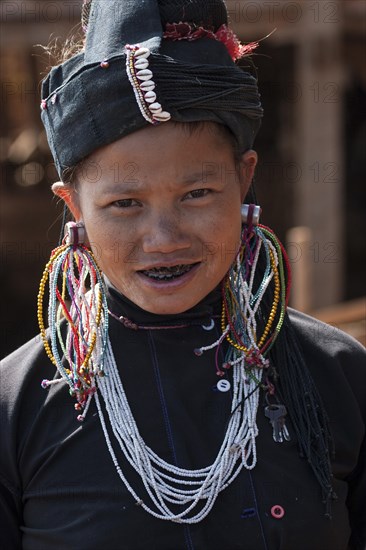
[112,199,139,208]
[185,188,210,199]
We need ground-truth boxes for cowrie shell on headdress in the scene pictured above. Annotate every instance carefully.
[135,47,151,58]
[148,102,162,113]
[134,58,149,70]
[140,80,155,91]
[136,69,153,81]
[153,111,171,122]
[144,91,157,103]
[125,45,170,126]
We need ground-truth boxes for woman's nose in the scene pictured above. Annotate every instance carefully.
[141,211,191,254]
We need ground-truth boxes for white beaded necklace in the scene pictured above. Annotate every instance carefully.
[40,210,287,523]
[93,336,262,524]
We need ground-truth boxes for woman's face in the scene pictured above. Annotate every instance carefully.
[56,122,257,314]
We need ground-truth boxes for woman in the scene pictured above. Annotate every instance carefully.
[1,1,365,549]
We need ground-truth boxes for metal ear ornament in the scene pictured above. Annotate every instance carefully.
[241,203,261,225]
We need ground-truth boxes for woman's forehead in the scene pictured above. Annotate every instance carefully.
[89,121,233,164]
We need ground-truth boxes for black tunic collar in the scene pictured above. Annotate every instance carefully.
[105,277,222,328]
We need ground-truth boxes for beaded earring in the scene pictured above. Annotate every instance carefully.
[222,203,291,360]
[37,221,108,420]
[226,204,292,441]
[196,204,292,442]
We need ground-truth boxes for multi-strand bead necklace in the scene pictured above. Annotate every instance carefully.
[37,219,290,522]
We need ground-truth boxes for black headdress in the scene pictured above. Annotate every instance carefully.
[41,0,262,177]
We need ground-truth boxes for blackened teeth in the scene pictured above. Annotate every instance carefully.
[140,264,196,280]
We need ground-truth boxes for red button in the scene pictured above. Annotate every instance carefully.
[271,505,285,519]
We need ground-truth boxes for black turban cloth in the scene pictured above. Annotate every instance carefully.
[41,0,263,178]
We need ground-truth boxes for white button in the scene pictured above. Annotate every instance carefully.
[202,319,215,331]
[217,379,231,392]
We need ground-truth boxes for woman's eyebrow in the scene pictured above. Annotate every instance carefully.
[179,172,206,184]
[101,171,216,195]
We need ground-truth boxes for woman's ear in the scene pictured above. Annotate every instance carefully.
[52,181,82,221]
[239,150,258,202]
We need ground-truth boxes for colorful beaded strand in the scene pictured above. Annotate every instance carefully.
[37,240,108,415]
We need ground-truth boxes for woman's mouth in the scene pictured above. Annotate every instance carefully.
[139,263,199,281]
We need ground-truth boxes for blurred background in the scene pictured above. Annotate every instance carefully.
[1,0,365,358]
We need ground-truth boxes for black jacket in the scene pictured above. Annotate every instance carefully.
[1,288,365,550]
